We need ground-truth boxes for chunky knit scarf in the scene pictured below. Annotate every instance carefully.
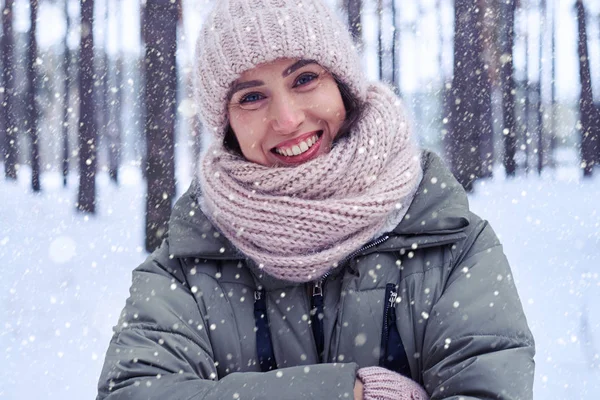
[199,83,422,283]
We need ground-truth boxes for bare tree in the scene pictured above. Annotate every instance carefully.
[112,0,124,183]
[477,0,496,179]
[106,0,121,184]
[143,0,179,251]
[391,0,398,91]
[536,0,546,175]
[548,0,557,167]
[77,0,97,213]
[62,0,72,187]
[377,0,383,81]
[26,0,41,192]
[499,0,517,176]
[523,1,531,174]
[446,0,494,191]
[575,0,599,177]
[2,0,17,180]
[343,0,362,47]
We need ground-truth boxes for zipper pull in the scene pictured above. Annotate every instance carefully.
[388,290,398,307]
[313,279,323,296]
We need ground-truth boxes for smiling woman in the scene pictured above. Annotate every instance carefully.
[96,0,535,399]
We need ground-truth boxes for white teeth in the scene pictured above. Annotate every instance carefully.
[276,133,320,157]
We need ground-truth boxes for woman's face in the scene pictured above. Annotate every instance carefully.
[227,58,347,166]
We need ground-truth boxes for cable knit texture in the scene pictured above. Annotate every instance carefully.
[199,83,422,282]
[357,367,429,400]
[194,0,367,136]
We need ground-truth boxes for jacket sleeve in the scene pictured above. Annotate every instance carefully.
[421,219,535,400]
[96,244,359,400]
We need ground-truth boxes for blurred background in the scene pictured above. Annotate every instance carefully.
[1,0,599,398]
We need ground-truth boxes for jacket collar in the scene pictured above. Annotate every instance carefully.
[168,150,470,260]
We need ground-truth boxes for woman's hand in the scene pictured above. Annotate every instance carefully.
[354,377,364,400]
[356,367,429,400]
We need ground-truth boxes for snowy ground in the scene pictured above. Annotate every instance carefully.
[1,154,599,399]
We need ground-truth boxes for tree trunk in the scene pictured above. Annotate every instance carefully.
[446,0,493,191]
[62,0,72,187]
[0,52,3,161]
[575,0,598,177]
[98,0,110,178]
[112,0,124,182]
[107,0,121,184]
[549,0,557,168]
[27,0,41,192]
[476,0,494,179]
[77,0,97,213]
[107,53,123,184]
[391,0,398,91]
[377,0,383,81]
[536,0,546,175]
[500,0,517,176]
[137,55,147,180]
[344,0,362,47]
[2,0,17,181]
[144,0,178,252]
[523,2,530,175]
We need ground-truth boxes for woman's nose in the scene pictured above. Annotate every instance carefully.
[270,94,305,133]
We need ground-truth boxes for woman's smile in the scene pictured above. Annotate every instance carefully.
[270,130,324,165]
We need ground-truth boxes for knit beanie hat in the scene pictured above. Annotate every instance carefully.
[194,0,367,138]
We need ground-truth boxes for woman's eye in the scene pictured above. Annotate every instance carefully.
[239,92,263,104]
[295,73,317,87]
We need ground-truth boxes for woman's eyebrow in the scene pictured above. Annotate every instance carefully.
[283,59,317,77]
[228,80,263,100]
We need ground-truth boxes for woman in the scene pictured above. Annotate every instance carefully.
[96,0,535,399]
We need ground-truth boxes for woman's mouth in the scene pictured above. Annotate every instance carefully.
[271,131,323,164]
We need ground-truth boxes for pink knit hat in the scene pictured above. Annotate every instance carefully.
[194,0,367,138]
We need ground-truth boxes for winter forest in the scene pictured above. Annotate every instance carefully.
[1,0,599,398]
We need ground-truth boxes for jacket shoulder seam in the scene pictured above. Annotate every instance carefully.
[447,332,534,345]
[448,218,490,269]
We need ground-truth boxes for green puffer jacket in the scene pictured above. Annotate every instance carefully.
[96,151,535,400]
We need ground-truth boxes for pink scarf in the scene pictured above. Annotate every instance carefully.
[199,83,422,282]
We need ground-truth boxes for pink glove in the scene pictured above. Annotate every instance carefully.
[357,366,429,400]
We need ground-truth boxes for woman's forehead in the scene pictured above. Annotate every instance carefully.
[237,58,320,80]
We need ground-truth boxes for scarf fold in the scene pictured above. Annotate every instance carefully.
[199,82,422,282]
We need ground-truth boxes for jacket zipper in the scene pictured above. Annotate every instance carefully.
[310,234,391,362]
[311,279,325,361]
[338,234,391,268]
[379,283,411,376]
[254,289,277,371]
[380,283,397,365]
